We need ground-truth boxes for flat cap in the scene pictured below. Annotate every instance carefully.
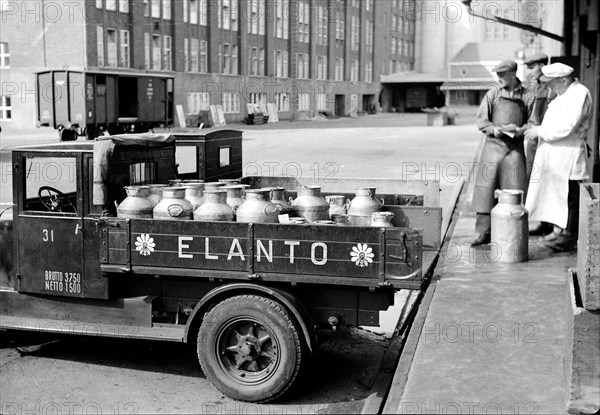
[492,60,517,73]
[524,52,549,66]
[539,62,574,82]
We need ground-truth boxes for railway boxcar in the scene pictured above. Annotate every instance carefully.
[36,70,173,140]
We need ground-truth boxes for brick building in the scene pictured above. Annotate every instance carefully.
[0,0,416,131]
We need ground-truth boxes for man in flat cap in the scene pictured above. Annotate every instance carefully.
[471,59,535,246]
[524,63,593,252]
[523,52,556,236]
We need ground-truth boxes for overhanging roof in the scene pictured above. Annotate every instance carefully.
[440,80,498,91]
[381,69,447,84]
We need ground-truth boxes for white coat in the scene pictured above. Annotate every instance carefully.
[525,81,592,228]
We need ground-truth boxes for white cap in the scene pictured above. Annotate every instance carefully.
[540,63,574,82]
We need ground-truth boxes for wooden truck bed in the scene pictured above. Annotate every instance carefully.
[100,220,424,290]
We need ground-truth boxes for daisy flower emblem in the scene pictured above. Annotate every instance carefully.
[135,234,155,256]
[351,243,374,268]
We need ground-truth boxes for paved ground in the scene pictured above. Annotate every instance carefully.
[384,165,579,414]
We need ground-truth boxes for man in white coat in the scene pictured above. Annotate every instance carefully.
[524,63,593,252]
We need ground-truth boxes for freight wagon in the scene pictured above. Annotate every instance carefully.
[0,131,441,402]
[36,70,174,141]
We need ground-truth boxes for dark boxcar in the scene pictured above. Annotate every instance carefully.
[36,70,173,140]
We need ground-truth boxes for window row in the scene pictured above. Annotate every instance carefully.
[96,0,171,19]
[97,26,132,68]
[186,92,333,114]
[94,28,375,80]
[391,38,415,58]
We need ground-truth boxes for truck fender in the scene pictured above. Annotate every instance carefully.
[184,283,315,352]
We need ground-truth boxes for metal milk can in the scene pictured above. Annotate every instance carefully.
[370,212,395,227]
[117,186,155,219]
[491,189,528,263]
[224,185,249,215]
[291,186,330,222]
[347,187,382,226]
[326,195,348,216]
[268,187,292,215]
[147,184,168,206]
[194,189,234,221]
[183,183,205,210]
[153,187,194,220]
[236,189,283,223]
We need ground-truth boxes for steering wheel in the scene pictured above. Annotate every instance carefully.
[38,186,76,213]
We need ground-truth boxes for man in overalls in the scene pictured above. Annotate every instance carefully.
[471,60,535,246]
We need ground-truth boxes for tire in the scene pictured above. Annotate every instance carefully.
[198,294,306,402]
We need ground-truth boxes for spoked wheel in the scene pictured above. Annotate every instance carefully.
[198,295,306,402]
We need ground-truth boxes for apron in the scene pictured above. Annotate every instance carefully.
[472,97,528,213]
[525,137,585,228]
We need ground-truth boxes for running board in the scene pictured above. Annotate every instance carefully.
[0,315,185,342]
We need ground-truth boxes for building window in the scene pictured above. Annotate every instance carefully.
[199,40,208,72]
[96,0,102,8]
[316,94,327,111]
[144,33,150,69]
[187,92,210,114]
[317,5,328,46]
[317,56,328,80]
[220,44,238,75]
[364,61,373,82]
[120,30,130,67]
[190,38,199,72]
[151,0,160,17]
[248,47,265,76]
[298,1,309,43]
[0,96,11,120]
[365,20,373,54]
[335,11,344,43]
[350,16,359,50]
[184,38,189,72]
[350,59,359,82]
[249,93,267,106]
[106,0,117,11]
[184,0,188,22]
[0,42,10,68]
[334,58,344,81]
[391,37,397,56]
[152,34,161,69]
[118,0,128,12]
[218,0,238,31]
[296,53,309,79]
[163,35,172,70]
[200,0,208,25]
[222,92,240,114]
[275,0,289,39]
[97,26,104,66]
[275,50,289,78]
[143,0,149,16]
[298,93,310,111]
[275,93,289,112]
[189,0,197,23]
[163,0,171,19]
[366,0,372,11]
[248,0,265,35]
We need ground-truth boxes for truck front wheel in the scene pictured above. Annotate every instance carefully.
[197,295,306,402]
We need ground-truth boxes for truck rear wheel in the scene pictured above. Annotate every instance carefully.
[197,294,305,402]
